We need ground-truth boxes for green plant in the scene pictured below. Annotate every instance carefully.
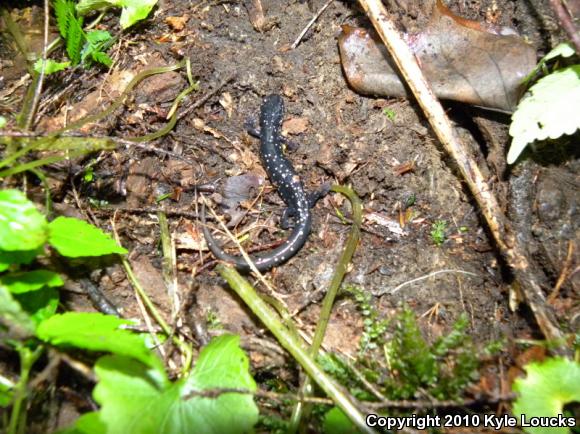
[508,42,580,164]
[76,0,159,29]
[384,308,486,400]
[382,107,396,121]
[512,357,580,434]
[52,0,113,68]
[35,0,160,75]
[0,189,259,434]
[430,219,447,246]
[347,285,389,352]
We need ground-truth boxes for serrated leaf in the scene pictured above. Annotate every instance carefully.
[48,216,127,257]
[0,190,48,251]
[508,65,580,164]
[72,335,258,434]
[513,357,580,434]
[91,51,112,67]
[66,15,84,64]
[36,312,162,370]
[54,0,74,38]
[34,58,71,75]
[86,29,112,44]
[1,270,63,294]
[0,284,36,338]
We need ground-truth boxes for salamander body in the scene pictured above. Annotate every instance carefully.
[202,94,325,272]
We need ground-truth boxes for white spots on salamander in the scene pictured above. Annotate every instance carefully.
[207,95,316,271]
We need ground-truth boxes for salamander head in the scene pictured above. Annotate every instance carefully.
[261,94,285,128]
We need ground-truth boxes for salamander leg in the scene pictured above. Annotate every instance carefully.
[307,182,331,208]
[280,206,298,229]
[245,118,260,137]
[245,118,299,151]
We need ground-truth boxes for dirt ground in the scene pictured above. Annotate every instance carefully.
[0,0,578,432]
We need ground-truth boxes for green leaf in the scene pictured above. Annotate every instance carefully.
[73,335,258,434]
[90,51,112,67]
[513,357,580,434]
[543,42,576,62]
[0,190,48,251]
[36,312,162,370]
[53,0,85,64]
[70,412,107,434]
[85,29,112,44]
[75,0,114,16]
[324,407,359,434]
[0,284,36,338]
[16,286,59,324]
[0,376,14,407]
[76,0,158,29]
[66,16,84,64]
[48,216,127,257]
[116,0,157,29]
[0,249,42,272]
[54,0,74,38]
[523,42,577,84]
[1,270,63,294]
[508,65,580,164]
[34,58,71,74]
[0,116,6,129]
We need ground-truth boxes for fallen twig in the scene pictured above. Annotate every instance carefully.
[548,0,580,53]
[357,0,570,356]
[291,0,335,49]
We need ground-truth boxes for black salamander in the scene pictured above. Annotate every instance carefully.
[202,94,328,272]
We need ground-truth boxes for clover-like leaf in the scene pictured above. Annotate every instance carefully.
[0,190,48,251]
[0,284,36,338]
[69,335,258,434]
[1,270,63,294]
[512,357,580,434]
[76,0,158,29]
[48,217,127,257]
[37,312,161,370]
[508,65,580,164]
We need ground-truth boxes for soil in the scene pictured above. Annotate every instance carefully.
[0,0,578,432]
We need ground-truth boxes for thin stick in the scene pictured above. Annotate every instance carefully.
[291,0,335,49]
[548,0,580,53]
[357,0,569,356]
[548,240,575,303]
[25,0,50,130]
[177,73,235,121]
[376,269,479,296]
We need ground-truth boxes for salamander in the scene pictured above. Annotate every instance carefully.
[202,94,328,272]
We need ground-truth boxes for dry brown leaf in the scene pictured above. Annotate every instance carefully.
[338,1,536,111]
[165,15,189,31]
[177,221,207,250]
[219,92,234,118]
[282,117,309,135]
